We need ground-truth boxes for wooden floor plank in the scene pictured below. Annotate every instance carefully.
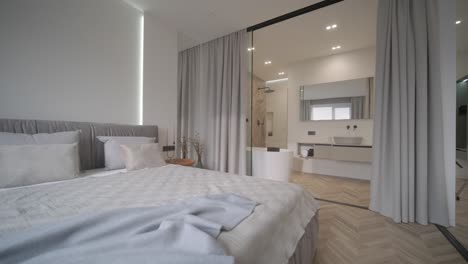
[290,172,467,264]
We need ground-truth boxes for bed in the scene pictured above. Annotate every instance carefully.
[0,119,319,264]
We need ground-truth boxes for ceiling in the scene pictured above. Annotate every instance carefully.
[253,0,468,81]
[126,0,323,51]
[125,0,466,80]
[252,0,377,81]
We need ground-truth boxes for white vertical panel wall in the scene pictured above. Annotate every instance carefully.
[143,14,178,146]
[0,0,178,129]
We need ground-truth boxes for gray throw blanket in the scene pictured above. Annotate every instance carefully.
[0,194,257,264]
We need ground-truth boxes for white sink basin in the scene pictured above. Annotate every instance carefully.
[333,136,363,145]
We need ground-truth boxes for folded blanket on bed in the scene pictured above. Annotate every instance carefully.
[0,194,257,264]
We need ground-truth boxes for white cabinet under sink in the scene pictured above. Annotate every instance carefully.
[314,145,332,159]
[303,143,372,163]
[333,136,363,145]
[295,142,372,180]
[331,146,372,162]
[293,156,372,180]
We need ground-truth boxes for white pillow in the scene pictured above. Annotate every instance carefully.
[120,143,166,171]
[97,136,155,170]
[0,131,80,145]
[0,144,80,188]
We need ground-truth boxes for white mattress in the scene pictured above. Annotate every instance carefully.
[0,165,319,264]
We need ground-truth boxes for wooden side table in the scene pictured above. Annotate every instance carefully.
[165,158,195,167]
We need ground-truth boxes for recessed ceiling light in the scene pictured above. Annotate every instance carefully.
[331,45,341,50]
[278,72,285,75]
[456,20,462,25]
[264,60,272,65]
[326,24,338,30]
[247,47,255,51]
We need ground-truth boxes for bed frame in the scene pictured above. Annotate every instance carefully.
[0,118,158,170]
[0,118,317,263]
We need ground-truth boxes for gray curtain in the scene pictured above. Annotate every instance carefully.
[299,86,310,120]
[371,0,456,226]
[350,97,364,119]
[177,30,247,174]
[300,100,311,120]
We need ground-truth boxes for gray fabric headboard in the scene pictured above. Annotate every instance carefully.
[0,119,158,170]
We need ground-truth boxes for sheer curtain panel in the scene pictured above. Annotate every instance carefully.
[370,0,456,226]
[178,30,248,174]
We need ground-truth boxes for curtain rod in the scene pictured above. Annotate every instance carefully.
[247,0,344,32]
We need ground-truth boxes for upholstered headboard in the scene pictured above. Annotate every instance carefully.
[0,119,158,170]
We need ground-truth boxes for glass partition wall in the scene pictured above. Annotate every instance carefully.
[246,31,254,176]
[245,0,377,178]
[246,22,291,176]
[454,0,468,246]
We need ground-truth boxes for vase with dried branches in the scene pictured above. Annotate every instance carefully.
[190,133,205,169]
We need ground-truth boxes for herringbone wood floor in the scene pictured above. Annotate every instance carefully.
[290,172,467,264]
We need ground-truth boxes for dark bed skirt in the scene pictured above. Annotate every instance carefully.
[287,212,319,264]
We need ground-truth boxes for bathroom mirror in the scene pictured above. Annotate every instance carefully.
[299,77,374,121]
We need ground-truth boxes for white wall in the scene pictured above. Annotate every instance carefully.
[143,14,178,146]
[0,0,140,124]
[287,47,376,146]
[0,0,179,140]
[457,50,468,79]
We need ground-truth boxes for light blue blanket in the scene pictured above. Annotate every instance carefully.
[0,194,257,264]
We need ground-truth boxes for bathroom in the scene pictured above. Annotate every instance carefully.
[244,1,465,250]
[246,0,376,181]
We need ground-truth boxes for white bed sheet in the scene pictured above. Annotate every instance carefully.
[79,168,127,177]
[0,168,126,192]
[0,165,319,264]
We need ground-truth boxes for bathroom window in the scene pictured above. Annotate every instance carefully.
[310,103,351,120]
[334,105,351,120]
[311,105,333,120]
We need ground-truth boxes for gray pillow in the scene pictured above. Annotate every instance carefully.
[120,143,166,171]
[0,144,80,188]
[0,131,80,145]
[97,136,155,170]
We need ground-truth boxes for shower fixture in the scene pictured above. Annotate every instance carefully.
[258,87,275,93]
